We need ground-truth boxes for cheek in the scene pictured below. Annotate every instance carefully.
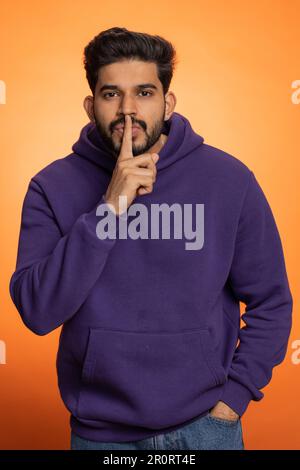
[98,115,114,133]
[93,102,112,124]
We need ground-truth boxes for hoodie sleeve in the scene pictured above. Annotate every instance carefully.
[219,171,293,417]
[9,178,117,336]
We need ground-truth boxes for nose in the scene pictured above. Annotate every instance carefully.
[117,94,138,120]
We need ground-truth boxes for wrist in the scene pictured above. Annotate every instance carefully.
[103,195,118,215]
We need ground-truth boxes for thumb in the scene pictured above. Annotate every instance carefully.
[152,153,160,164]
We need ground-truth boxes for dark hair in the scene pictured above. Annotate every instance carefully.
[83,27,178,96]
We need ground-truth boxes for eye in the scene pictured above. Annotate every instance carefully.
[103,92,118,99]
[140,91,153,97]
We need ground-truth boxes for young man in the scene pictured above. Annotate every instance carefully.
[9,27,293,450]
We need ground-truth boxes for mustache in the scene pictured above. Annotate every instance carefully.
[111,118,146,132]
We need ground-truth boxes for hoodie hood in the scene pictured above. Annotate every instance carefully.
[72,111,204,173]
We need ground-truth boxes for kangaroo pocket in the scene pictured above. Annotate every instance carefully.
[76,326,227,429]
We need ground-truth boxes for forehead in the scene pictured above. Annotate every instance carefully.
[97,60,160,89]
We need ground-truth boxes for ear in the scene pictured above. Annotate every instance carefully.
[83,96,95,123]
[164,91,177,120]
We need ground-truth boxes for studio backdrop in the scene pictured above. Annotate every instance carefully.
[0,0,299,450]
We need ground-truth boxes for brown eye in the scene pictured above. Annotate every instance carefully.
[103,92,118,99]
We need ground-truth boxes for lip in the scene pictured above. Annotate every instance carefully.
[114,124,141,131]
[114,125,141,137]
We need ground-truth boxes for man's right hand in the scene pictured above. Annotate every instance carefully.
[104,115,160,216]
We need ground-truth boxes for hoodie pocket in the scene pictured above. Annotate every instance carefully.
[76,326,226,429]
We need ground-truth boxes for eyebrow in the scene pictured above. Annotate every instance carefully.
[99,83,158,93]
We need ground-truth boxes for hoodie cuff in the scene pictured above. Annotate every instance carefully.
[100,194,116,215]
[218,378,254,417]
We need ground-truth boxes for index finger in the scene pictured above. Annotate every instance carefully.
[118,114,133,161]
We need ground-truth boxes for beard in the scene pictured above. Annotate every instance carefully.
[94,105,166,158]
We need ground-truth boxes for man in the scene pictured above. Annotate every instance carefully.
[9,27,293,451]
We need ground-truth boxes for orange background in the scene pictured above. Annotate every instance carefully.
[0,0,299,450]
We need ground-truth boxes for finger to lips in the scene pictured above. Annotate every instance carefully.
[118,114,133,161]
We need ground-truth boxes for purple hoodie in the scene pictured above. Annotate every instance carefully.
[9,111,293,442]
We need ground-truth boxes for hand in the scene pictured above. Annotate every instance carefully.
[209,401,240,421]
[104,115,159,216]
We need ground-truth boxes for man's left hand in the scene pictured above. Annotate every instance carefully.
[209,401,240,421]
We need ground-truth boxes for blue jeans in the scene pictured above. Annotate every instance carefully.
[70,412,245,450]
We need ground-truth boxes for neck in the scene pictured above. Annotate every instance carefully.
[152,133,167,154]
